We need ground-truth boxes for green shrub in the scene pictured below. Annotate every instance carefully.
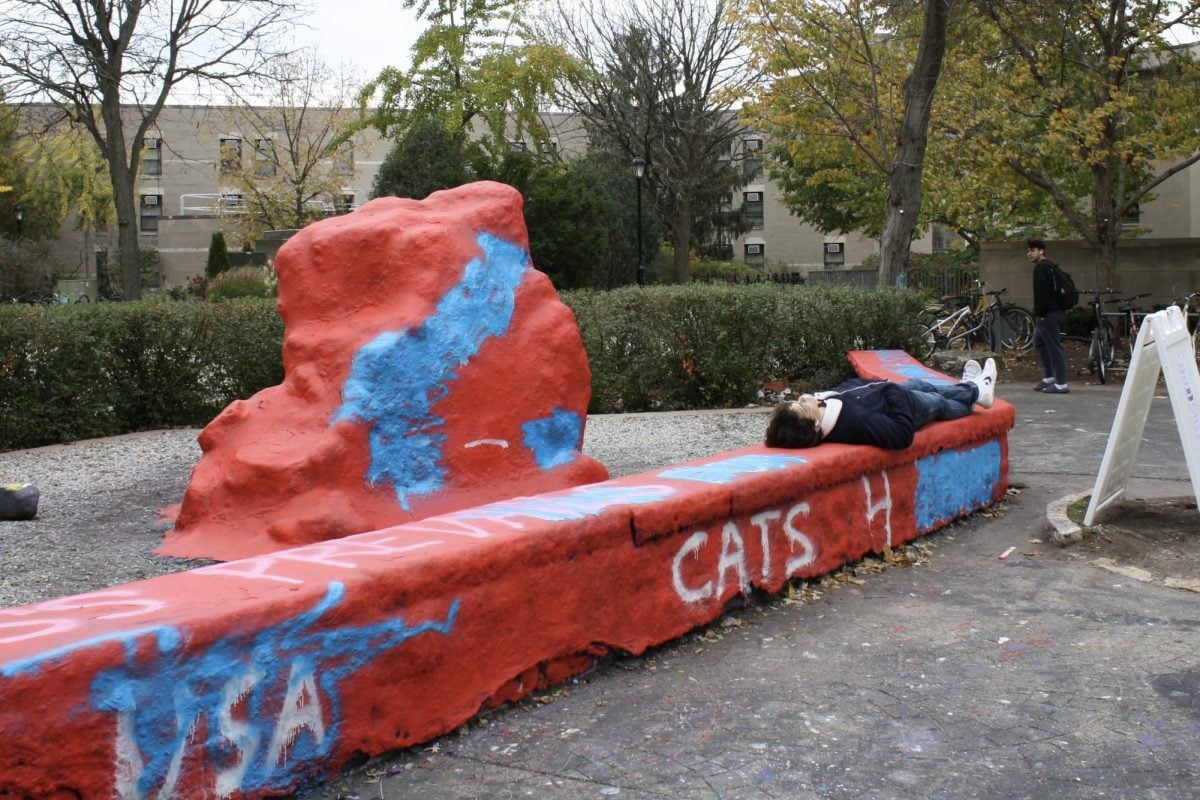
[207,266,275,302]
[0,285,928,449]
[206,232,232,279]
[0,300,283,451]
[689,258,767,284]
[564,284,927,412]
[0,237,64,299]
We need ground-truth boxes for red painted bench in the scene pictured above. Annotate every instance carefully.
[0,351,1013,800]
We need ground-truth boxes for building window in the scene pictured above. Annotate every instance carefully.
[254,138,276,178]
[141,137,162,177]
[139,194,162,233]
[743,191,764,229]
[1122,204,1141,226]
[537,137,559,156]
[218,193,245,214]
[745,242,765,266]
[508,139,527,152]
[743,138,763,182]
[339,192,355,213]
[334,140,354,178]
[932,225,948,253]
[219,137,242,177]
[823,241,845,268]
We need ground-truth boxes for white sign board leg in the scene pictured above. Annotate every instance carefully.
[1085,306,1200,525]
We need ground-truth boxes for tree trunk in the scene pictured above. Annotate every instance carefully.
[102,109,143,301]
[672,193,693,284]
[878,0,951,288]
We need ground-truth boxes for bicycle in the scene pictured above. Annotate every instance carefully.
[1081,289,1151,384]
[916,281,1035,359]
[1111,292,1152,367]
[1171,290,1200,361]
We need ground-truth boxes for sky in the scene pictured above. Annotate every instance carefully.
[288,0,424,84]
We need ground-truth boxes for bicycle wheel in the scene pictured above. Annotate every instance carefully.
[1088,329,1107,384]
[987,307,1034,353]
[911,323,937,360]
[999,306,1035,352]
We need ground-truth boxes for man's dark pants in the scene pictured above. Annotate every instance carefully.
[1033,310,1067,385]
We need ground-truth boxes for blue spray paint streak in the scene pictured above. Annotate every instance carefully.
[458,484,674,523]
[58,583,458,798]
[521,408,583,469]
[914,441,1002,530]
[2,626,182,679]
[333,233,530,510]
[659,454,806,485]
[874,350,952,384]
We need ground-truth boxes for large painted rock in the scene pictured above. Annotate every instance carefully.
[160,182,609,561]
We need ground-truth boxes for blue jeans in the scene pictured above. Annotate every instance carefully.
[900,379,978,428]
[1033,310,1067,384]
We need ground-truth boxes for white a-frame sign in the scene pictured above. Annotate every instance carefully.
[1085,305,1200,525]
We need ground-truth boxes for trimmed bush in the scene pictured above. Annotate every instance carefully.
[0,285,927,451]
[0,300,283,451]
[206,232,232,279]
[207,266,275,302]
[565,284,928,412]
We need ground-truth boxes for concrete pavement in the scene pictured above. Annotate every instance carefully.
[298,380,1200,799]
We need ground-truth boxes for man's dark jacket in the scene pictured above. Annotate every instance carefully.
[1032,257,1060,317]
[822,379,917,450]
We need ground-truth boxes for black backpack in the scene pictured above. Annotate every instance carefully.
[1047,261,1080,310]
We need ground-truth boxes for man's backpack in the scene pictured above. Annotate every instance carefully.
[1047,261,1080,310]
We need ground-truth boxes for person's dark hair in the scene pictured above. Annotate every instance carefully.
[1027,238,1046,251]
[765,403,822,449]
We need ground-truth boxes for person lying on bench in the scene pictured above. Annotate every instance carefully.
[765,358,997,450]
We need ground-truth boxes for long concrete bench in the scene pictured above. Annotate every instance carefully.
[0,351,1013,800]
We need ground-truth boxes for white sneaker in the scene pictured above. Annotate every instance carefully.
[972,358,997,409]
[961,359,981,382]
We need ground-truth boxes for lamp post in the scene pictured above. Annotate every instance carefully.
[631,157,645,286]
[14,203,23,237]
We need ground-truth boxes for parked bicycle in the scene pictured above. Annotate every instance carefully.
[1082,289,1151,384]
[916,281,1035,359]
[1168,290,1200,362]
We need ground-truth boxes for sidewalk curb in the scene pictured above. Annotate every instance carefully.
[1045,490,1090,545]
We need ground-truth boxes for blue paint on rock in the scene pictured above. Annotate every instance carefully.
[522,408,583,469]
[459,484,674,523]
[914,440,1001,529]
[334,233,529,510]
[82,582,458,798]
[659,454,806,485]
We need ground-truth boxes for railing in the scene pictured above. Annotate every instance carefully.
[178,194,362,217]
[179,194,247,216]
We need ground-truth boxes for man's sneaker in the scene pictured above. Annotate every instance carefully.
[1043,384,1071,394]
[962,359,982,382]
[972,358,997,408]
[1033,381,1053,392]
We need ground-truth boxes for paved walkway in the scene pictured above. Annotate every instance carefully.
[297,381,1199,800]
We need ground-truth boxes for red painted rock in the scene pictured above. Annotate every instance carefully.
[161,181,609,561]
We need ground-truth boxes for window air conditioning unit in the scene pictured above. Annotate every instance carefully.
[744,138,764,151]
[144,137,161,149]
[142,195,159,206]
[747,244,763,255]
[745,192,762,202]
[825,242,844,254]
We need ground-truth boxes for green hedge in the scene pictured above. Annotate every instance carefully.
[0,285,927,451]
[0,300,283,451]
[569,284,928,412]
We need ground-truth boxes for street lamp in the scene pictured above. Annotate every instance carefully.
[14,204,23,237]
[631,157,646,286]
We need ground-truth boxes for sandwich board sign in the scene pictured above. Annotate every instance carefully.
[1085,306,1200,526]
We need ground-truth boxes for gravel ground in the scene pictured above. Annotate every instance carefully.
[0,408,771,609]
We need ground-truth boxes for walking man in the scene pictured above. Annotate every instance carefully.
[1028,239,1070,394]
[765,358,997,450]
